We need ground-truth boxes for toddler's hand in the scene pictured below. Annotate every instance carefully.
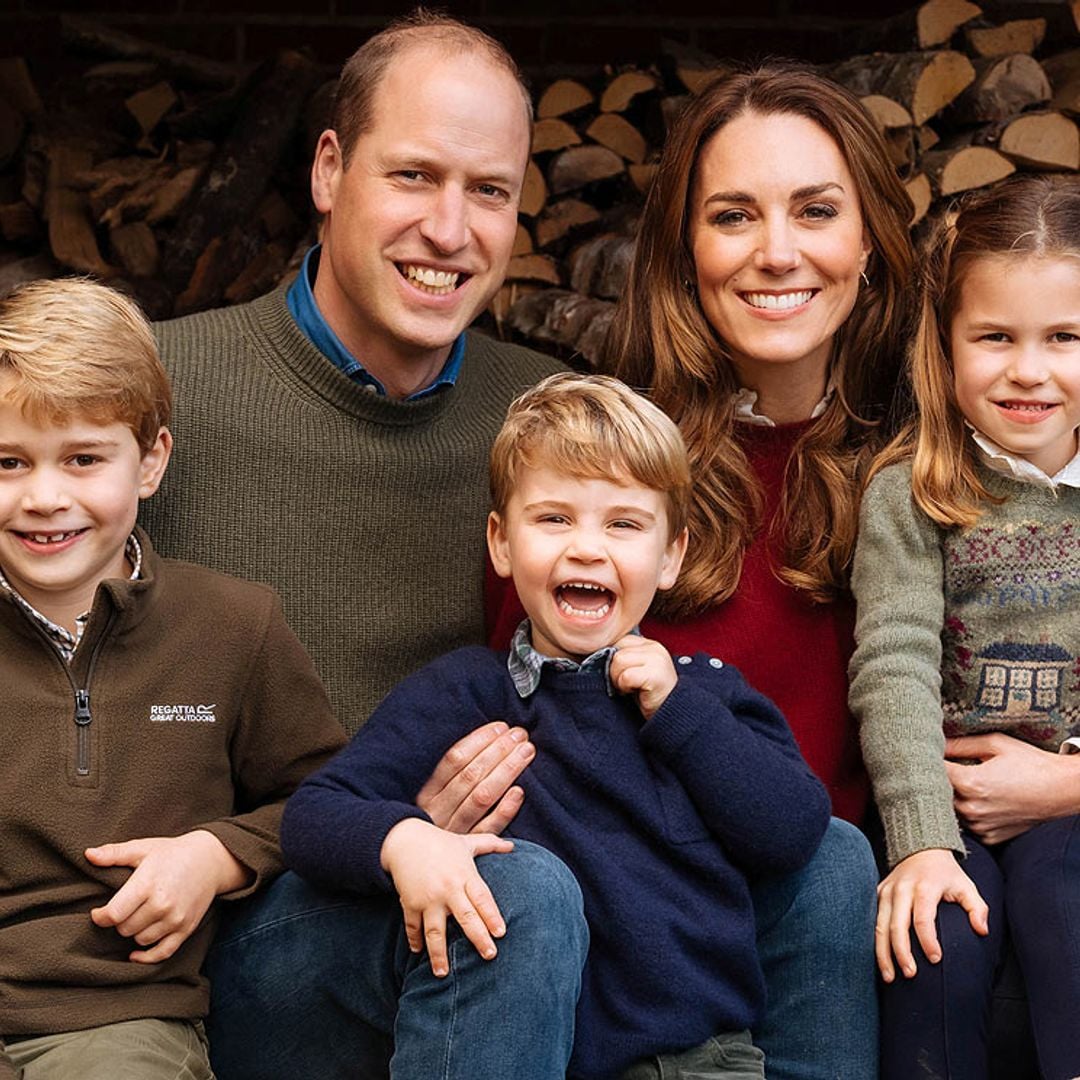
[87,830,250,963]
[380,819,513,977]
[875,848,988,982]
[609,635,678,720]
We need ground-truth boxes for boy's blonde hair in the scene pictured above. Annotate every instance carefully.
[490,372,691,540]
[0,278,170,454]
[875,174,1080,526]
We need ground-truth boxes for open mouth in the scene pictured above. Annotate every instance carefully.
[15,528,87,546]
[555,581,614,620]
[740,290,816,311]
[398,263,467,296]
[996,401,1056,413]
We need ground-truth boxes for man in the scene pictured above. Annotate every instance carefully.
[143,12,563,734]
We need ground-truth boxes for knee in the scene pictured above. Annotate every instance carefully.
[796,818,877,929]
[475,840,589,969]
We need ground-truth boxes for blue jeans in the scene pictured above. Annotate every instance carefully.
[880,816,1080,1080]
[751,817,878,1080]
[205,840,587,1080]
[207,819,876,1080]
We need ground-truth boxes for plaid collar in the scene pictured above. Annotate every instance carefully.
[0,533,142,664]
[507,619,620,699]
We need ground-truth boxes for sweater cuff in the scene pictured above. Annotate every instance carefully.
[881,797,965,867]
[639,677,715,761]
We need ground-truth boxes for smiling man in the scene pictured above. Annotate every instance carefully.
[143,13,563,735]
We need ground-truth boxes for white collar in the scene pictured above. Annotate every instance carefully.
[969,427,1080,490]
[732,384,834,428]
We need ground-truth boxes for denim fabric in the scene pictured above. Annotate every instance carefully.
[620,1031,764,1079]
[205,840,587,1080]
[880,815,1080,1080]
[751,817,879,1080]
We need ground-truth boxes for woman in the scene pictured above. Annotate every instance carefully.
[488,62,916,1078]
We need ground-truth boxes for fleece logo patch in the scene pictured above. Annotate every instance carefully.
[149,704,217,724]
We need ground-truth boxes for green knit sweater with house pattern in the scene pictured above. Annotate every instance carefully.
[849,460,1080,866]
[144,286,563,734]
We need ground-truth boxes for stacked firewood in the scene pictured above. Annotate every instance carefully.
[0,3,1078,348]
[503,0,1080,364]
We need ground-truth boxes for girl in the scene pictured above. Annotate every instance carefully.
[850,174,1080,1080]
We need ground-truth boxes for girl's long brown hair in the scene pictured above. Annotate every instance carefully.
[604,62,916,617]
[873,174,1080,527]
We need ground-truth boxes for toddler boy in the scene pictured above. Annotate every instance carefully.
[0,279,344,1079]
[283,373,830,1080]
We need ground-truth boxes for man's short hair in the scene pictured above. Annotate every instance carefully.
[0,278,171,454]
[490,373,691,540]
[332,8,533,166]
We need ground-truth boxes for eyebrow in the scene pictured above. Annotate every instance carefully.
[0,438,122,453]
[702,182,846,207]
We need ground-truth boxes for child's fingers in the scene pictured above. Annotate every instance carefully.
[89,879,147,929]
[401,903,424,954]
[465,875,506,941]
[424,907,450,978]
[874,888,898,982]
[451,888,499,964]
[953,880,990,937]
[129,930,186,964]
[911,889,943,966]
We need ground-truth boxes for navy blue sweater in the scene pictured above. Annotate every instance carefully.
[282,647,830,1080]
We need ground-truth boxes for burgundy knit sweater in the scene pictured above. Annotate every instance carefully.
[487,420,869,825]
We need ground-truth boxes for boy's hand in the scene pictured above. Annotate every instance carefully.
[609,635,678,720]
[86,830,251,964]
[416,721,534,835]
[380,818,513,978]
[875,848,988,982]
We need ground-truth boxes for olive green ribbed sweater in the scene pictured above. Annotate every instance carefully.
[145,287,563,733]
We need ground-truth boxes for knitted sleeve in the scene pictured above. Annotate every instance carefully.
[849,463,963,866]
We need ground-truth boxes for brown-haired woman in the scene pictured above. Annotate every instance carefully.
[608,62,916,1077]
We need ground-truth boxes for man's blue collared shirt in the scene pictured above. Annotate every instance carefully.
[286,245,464,400]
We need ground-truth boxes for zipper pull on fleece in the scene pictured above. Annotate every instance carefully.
[74,689,91,725]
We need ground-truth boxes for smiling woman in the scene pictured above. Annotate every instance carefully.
[600,62,918,1079]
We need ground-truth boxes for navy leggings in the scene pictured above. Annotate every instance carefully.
[880,814,1080,1080]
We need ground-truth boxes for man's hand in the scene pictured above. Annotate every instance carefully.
[609,635,678,720]
[87,830,250,963]
[380,818,513,977]
[416,722,534,835]
[874,848,988,982]
[946,733,1080,845]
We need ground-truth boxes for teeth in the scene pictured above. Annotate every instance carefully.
[558,600,611,620]
[27,531,78,544]
[743,291,813,311]
[563,581,604,591]
[1003,402,1053,412]
[402,265,460,293]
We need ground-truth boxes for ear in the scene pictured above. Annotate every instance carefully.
[657,527,689,592]
[137,427,173,499]
[486,511,513,580]
[311,130,345,216]
[859,229,872,275]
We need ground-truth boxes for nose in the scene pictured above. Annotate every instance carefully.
[418,184,469,255]
[754,213,800,274]
[566,525,606,564]
[1006,345,1050,387]
[21,467,72,516]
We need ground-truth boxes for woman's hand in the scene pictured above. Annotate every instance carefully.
[875,848,988,983]
[946,734,1080,845]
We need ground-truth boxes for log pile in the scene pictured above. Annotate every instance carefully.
[0,2,1078,355]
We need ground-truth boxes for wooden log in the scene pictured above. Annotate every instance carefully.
[0,253,60,295]
[830,51,975,125]
[949,53,1051,123]
[848,0,982,51]
[548,145,625,196]
[921,142,1015,193]
[0,201,41,245]
[860,94,914,131]
[629,163,658,193]
[109,220,159,278]
[145,166,204,226]
[505,287,615,365]
[125,81,178,134]
[998,110,1080,169]
[917,0,983,46]
[174,224,263,315]
[0,96,24,171]
[488,281,541,329]
[224,241,289,304]
[1044,49,1080,116]
[44,145,111,276]
[161,50,320,293]
[905,172,933,225]
[964,17,1046,55]
[520,159,547,218]
[505,253,561,286]
[535,198,601,248]
[661,39,731,96]
[61,15,237,89]
[0,57,44,118]
[537,79,594,120]
[918,124,942,152]
[600,70,658,113]
[256,189,300,241]
[532,118,581,155]
[512,223,533,256]
[585,113,647,164]
[569,233,635,300]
